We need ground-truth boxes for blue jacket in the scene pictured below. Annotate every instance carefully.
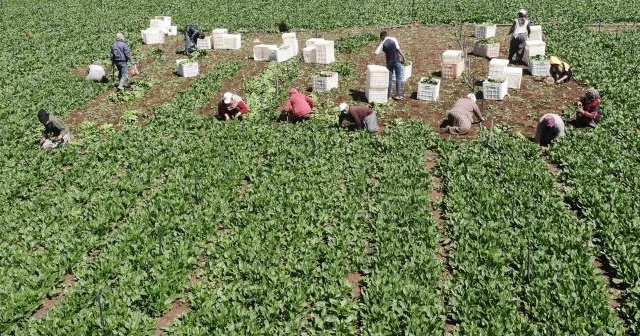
[110,40,133,63]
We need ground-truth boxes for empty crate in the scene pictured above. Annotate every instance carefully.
[141,29,164,44]
[282,32,299,56]
[312,71,339,93]
[474,24,497,38]
[365,88,388,104]
[482,80,508,100]
[196,36,212,50]
[488,58,509,80]
[366,64,390,89]
[529,25,543,41]
[504,67,523,89]
[303,46,316,63]
[442,50,463,64]
[528,59,551,77]
[441,61,464,79]
[315,40,335,64]
[417,77,441,101]
[523,40,546,64]
[222,34,241,50]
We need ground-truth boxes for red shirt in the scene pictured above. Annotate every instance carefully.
[218,96,248,116]
[284,90,314,117]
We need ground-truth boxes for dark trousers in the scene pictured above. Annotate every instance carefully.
[509,34,527,64]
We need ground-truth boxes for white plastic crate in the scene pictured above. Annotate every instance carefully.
[166,26,177,36]
[306,38,325,47]
[523,40,546,64]
[528,59,551,77]
[315,40,335,64]
[482,80,508,100]
[365,88,388,104]
[441,61,464,79]
[141,29,165,44]
[253,44,267,61]
[222,34,241,50]
[488,58,509,80]
[312,71,339,93]
[504,67,523,89]
[176,59,199,78]
[196,36,212,50]
[212,29,229,49]
[366,65,390,89]
[153,16,171,33]
[149,19,164,30]
[282,32,298,55]
[392,61,412,82]
[442,50,463,64]
[417,77,441,101]
[474,24,497,38]
[303,46,316,63]
[212,28,228,35]
[530,25,543,41]
[273,46,293,62]
[474,42,500,58]
[154,16,171,25]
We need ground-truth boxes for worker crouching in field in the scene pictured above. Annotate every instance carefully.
[549,56,572,84]
[86,60,108,83]
[281,88,314,123]
[573,88,601,128]
[337,103,379,132]
[508,9,531,65]
[535,113,565,146]
[217,92,249,121]
[38,109,71,149]
[441,94,485,135]
[183,24,205,56]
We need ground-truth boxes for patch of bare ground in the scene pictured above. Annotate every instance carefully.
[32,274,77,319]
[345,271,365,299]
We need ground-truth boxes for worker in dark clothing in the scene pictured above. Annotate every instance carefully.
[184,24,205,56]
[110,33,135,91]
[374,31,406,100]
[549,56,573,84]
[337,103,378,132]
[508,9,531,65]
[217,92,249,121]
[38,109,71,149]
[573,88,601,128]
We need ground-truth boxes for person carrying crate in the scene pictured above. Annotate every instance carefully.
[535,113,565,146]
[441,94,485,135]
[508,9,531,65]
[374,31,406,100]
[336,103,379,132]
[217,92,249,121]
[183,24,205,56]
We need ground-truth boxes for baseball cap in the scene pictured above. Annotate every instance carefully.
[339,102,348,112]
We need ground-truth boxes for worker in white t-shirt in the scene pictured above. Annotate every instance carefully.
[86,60,108,83]
[508,9,531,65]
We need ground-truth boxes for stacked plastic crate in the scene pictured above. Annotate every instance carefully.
[196,36,212,50]
[528,56,551,77]
[312,71,339,93]
[417,77,441,101]
[523,25,545,64]
[253,44,277,61]
[212,29,242,50]
[303,38,335,64]
[484,58,509,100]
[365,65,389,104]
[504,67,523,89]
[282,33,299,56]
[212,29,228,49]
[141,16,178,44]
[441,50,464,79]
[474,23,497,38]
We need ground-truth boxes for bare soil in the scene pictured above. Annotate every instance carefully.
[345,271,365,299]
[152,300,190,336]
[32,274,76,319]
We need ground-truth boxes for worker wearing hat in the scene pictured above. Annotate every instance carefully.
[441,93,485,135]
[37,109,72,149]
[217,92,249,121]
[337,103,379,132]
[281,88,314,123]
[110,32,135,91]
[574,88,601,127]
[535,113,565,146]
[508,9,532,65]
[549,56,572,84]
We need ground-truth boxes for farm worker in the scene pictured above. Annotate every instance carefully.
[218,92,249,121]
[86,60,108,83]
[110,33,135,91]
[282,88,314,123]
[374,31,406,100]
[37,109,71,149]
[337,103,379,132]
[574,88,601,127]
[441,93,485,135]
[508,9,531,65]
[534,113,565,146]
[183,24,205,56]
[549,56,572,84]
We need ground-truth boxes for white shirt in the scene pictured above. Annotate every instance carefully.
[512,18,530,37]
[86,64,106,81]
[374,37,401,55]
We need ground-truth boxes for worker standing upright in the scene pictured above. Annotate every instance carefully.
[508,9,531,65]
[110,33,135,91]
[374,31,406,100]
